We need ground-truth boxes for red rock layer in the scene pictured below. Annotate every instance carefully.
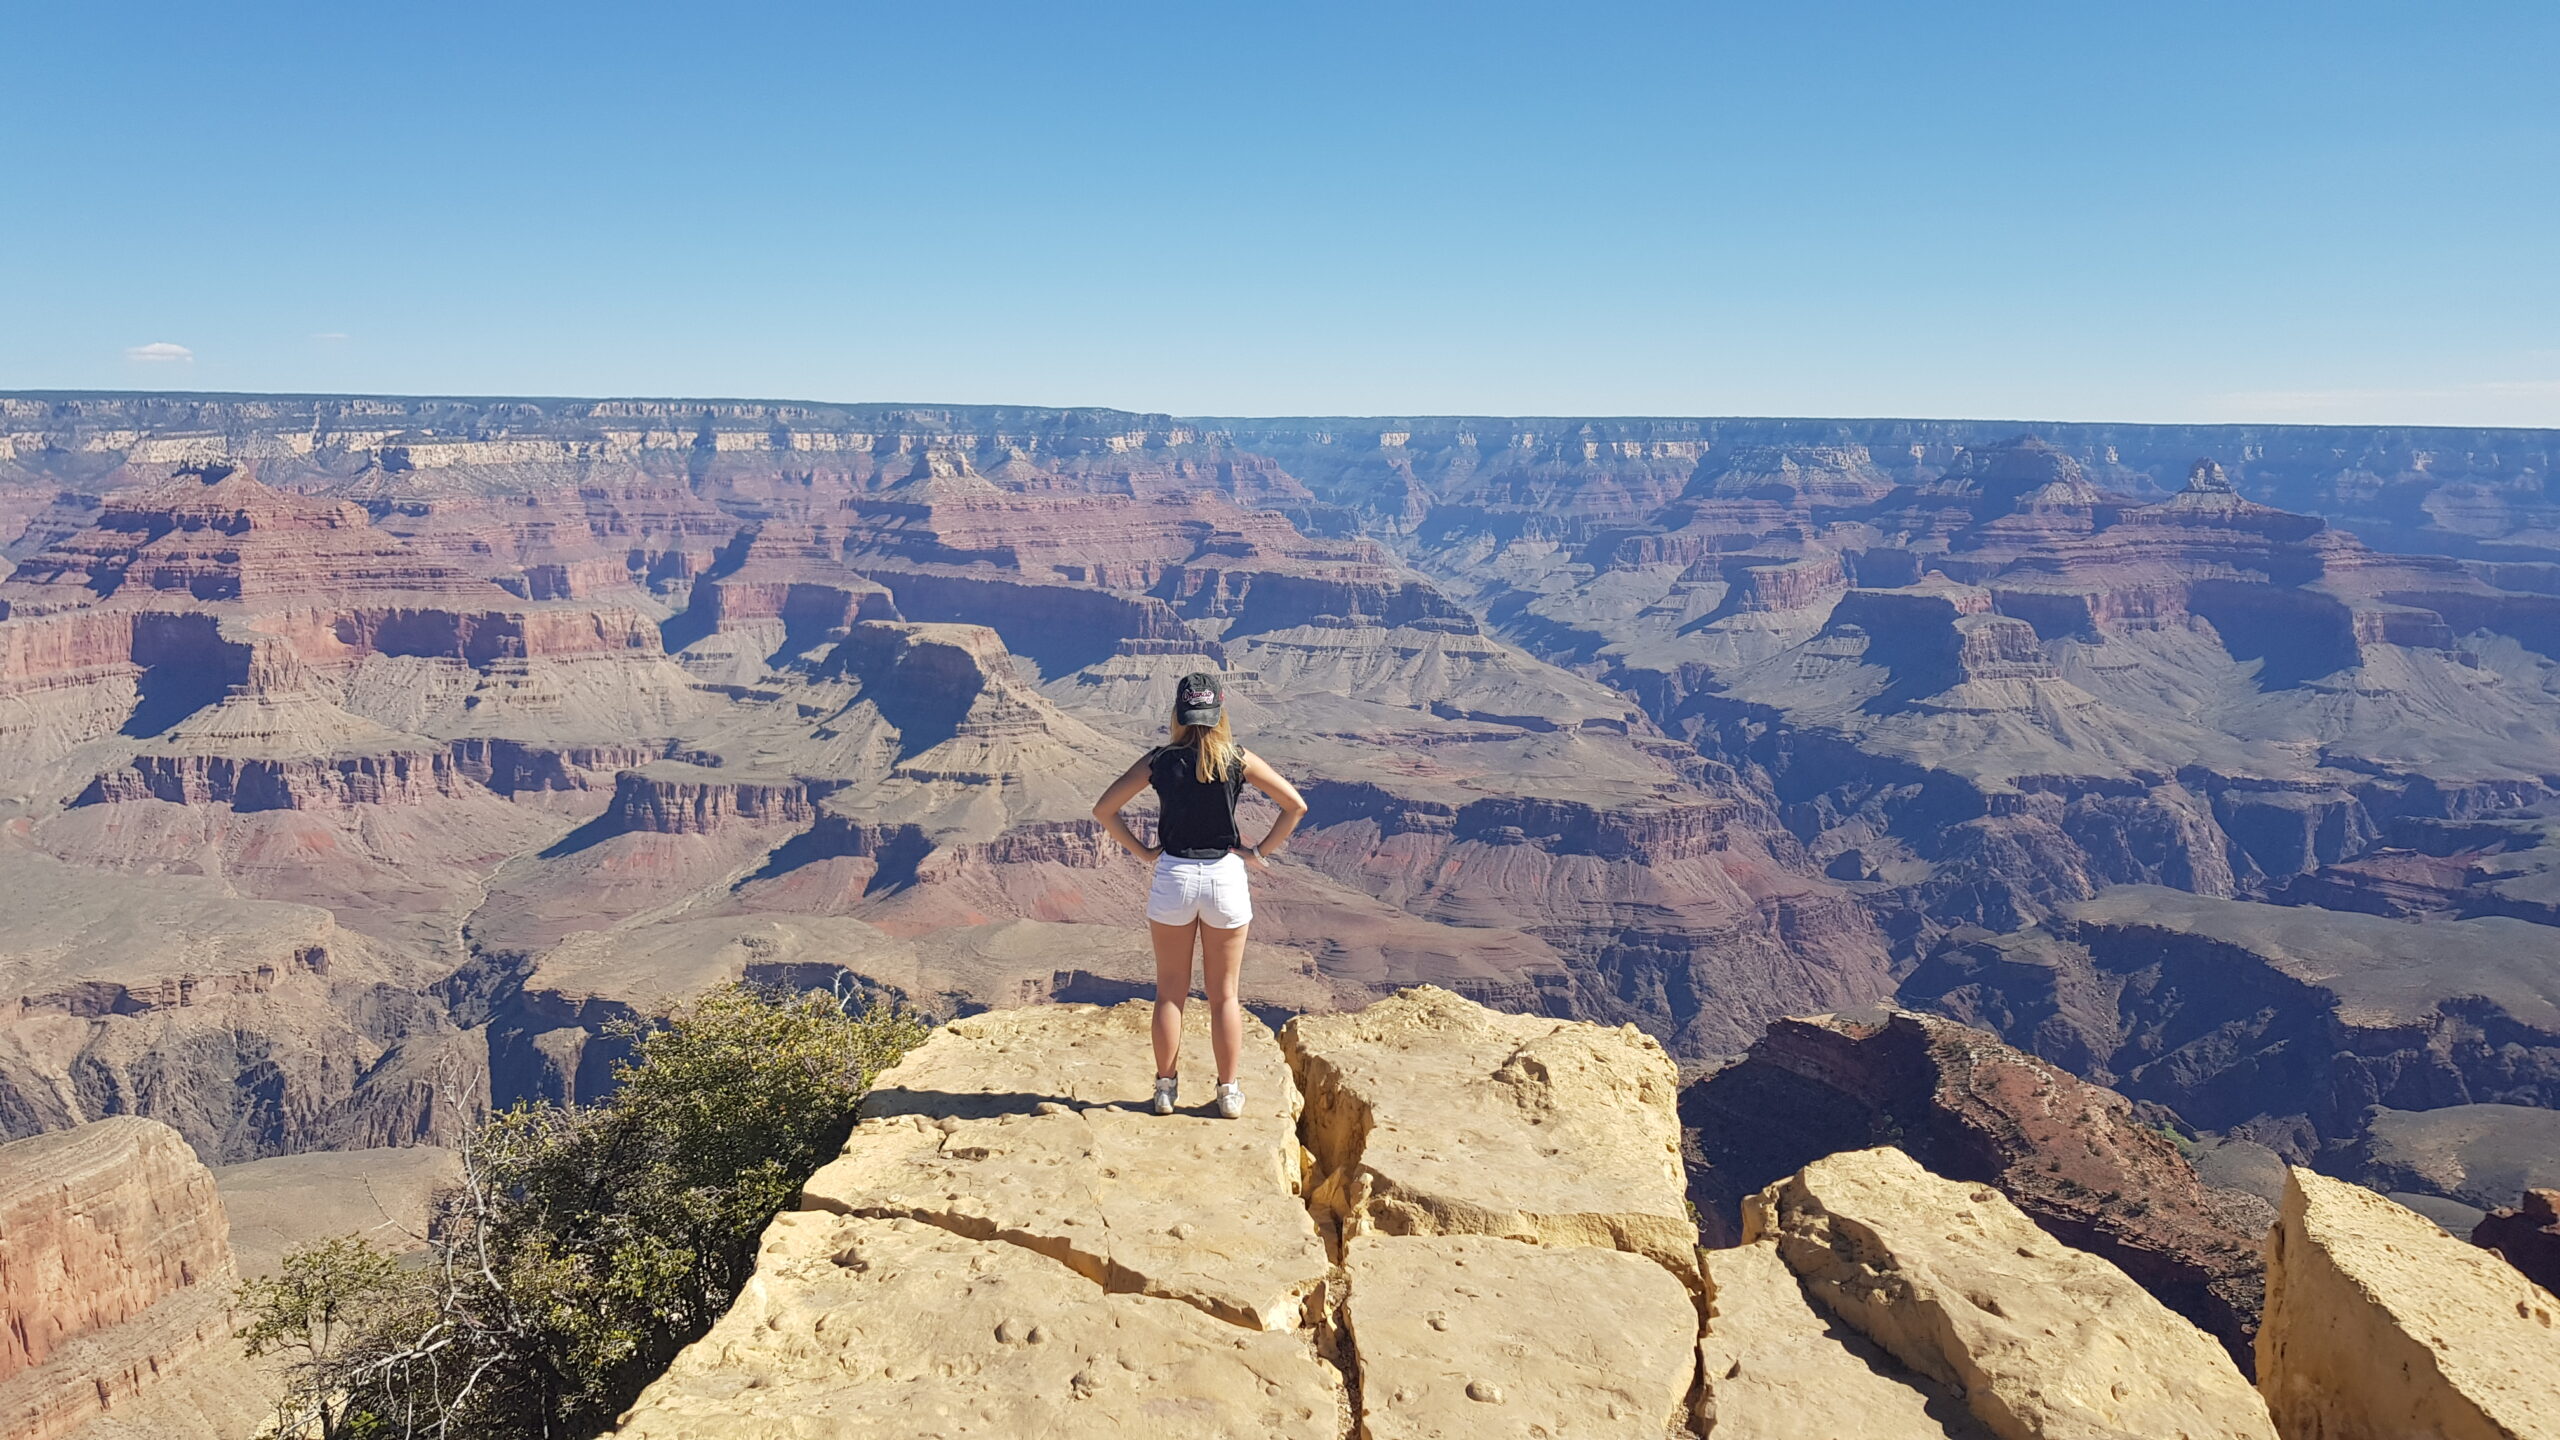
[79,751,471,810]
[3,465,493,607]
[1683,1009,2273,1368]
[0,1117,237,1440]
[606,771,841,834]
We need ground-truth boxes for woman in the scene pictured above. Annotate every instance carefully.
[1092,671,1307,1118]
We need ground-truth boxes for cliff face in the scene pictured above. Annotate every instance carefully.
[2473,1189,2560,1295]
[2260,1168,2560,1440]
[0,1118,240,1440]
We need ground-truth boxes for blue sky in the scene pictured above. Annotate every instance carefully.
[5,1,2556,424]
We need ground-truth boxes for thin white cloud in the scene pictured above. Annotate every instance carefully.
[124,341,195,364]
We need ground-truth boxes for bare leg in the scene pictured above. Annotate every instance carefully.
[1197,921,1248,1084]
[1149,919,1199,1079]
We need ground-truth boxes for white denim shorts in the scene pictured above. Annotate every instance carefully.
[1146,852,1253,929]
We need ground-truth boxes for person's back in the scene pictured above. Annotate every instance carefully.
[1091,671,1310,1119]
[1147,742,1244,859]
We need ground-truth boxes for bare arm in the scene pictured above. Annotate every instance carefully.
[1092,755,1161,861]
[1238,750,1308,866]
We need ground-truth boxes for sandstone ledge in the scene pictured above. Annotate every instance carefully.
[2260,1167,2560,1440]
[1749,1146,2275,1440]
[618,990,1715,1439]
[1281,986,1698,1284]
[1700,1238,1991,1440]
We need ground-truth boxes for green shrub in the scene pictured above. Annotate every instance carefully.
[241,983,926,1439]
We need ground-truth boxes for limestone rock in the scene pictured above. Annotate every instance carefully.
[1752,1146,2275,1440]
[2259,1167,2560,1440]
[614,1212,1344,1439]
[805,1002,1326,1330]
[0,1118,242,1440]
[1282,986,1697,1282]
[1342,1233,1695,1440]
[1699,1239,1989,1439]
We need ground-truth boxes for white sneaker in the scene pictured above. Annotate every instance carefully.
[1151,1076,1179,1116]
[1215,1081,1244,1119]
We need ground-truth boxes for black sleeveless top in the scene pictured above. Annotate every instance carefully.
[1148,744,1245,859]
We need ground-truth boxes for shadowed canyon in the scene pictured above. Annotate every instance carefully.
[4,393,2559,1436]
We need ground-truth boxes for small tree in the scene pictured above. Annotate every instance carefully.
[239,1236,420,1439]
[242,983,925,1439]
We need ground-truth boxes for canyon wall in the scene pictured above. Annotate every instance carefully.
[0,1118,241,1440]
[0,393,2556,1326]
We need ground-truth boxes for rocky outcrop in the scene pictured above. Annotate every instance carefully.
[617,1000,1347,1439]
[1283,986,1698,1282]
[603,768,838,835]
[2473,1189,2560,1295]
[0,1118,239,1440]
[1749,1146,2276,1440]
[802,1002,1328,1331]
[1684,1009,2273,1366]
[2260,1168,2560,1440]
[617,987,1706,1440]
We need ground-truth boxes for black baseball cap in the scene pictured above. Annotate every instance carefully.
[1173,671,1224,726]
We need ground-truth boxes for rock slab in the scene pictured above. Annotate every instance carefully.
[1751,1146,2275,1440]
[2259,1167,2560,1440]
[804,1002,1326,1331]
[1282,985,1697,1283]
[1343,1232,1695,1440]
[616,1212,1344,1440]
[1699,1238,1988,1439]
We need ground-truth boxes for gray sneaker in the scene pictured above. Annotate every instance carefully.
[1215,1081,1244,1119]
[1151,1076,1179,1116]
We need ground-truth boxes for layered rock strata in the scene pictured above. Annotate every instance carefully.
[0,1118,241,1440]
[2260,1168,2560,1440]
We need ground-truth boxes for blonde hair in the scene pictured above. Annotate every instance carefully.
[1169,710,1241,784]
